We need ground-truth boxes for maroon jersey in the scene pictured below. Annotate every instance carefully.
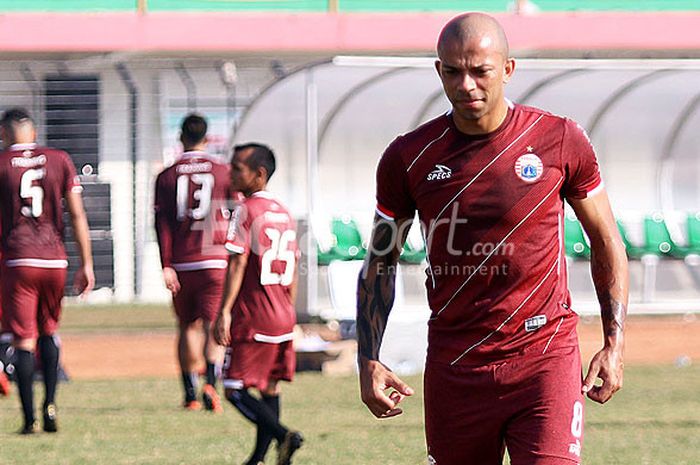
[154,151,232,272]
[0,143,82,267]
[225,191,298,343]
[376,103,602,365]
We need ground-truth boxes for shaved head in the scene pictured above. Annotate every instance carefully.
[437,13,509,59]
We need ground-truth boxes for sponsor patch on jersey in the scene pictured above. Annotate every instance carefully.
[427,164,452,181]
[514,153,543,183]
[525,315,547,332]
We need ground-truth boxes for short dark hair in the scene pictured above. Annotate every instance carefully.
[0,107,34,127]
[180,113,207,145]
[234,143,276,181]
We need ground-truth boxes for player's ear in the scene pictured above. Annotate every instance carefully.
[503,58,515,83]
[434,60,442,77]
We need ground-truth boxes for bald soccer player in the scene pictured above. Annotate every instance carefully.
[357,13,628,465]
[0,107,94,434]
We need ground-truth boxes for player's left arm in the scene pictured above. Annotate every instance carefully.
[65,189,95,298]
[214,252,248,346]
[569,189,629,404]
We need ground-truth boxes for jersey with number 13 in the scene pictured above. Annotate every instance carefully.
[0,143,82,263]
[225,191,298,342]
[154,151,232,270]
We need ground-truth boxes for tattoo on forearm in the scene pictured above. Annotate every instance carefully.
[591,249,627,341]
[356,220,401,360]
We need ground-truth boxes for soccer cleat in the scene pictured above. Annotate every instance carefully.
[183,400,202,411]
[277,431,304,465]
[43,403,58,433]
[19,420,39,435]
[202,384,223,413]
[0,370,10,397]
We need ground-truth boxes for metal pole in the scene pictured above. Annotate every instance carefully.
[115,63,140,299]
[218,61,238,140]
[137,0,147,14]
[328,0,339,13]
[305,69,319,317]
[175,62,197,112]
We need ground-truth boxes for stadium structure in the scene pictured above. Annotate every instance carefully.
[1,2,699,361]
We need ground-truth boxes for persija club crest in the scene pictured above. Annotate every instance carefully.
[514,153,544,182]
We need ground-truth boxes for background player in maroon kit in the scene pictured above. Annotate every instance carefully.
[214,143,303,465]
[0,107,94,434]
[154,114,230,412]
[357,14,628,465]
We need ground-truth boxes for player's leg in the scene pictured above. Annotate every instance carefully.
[173,274,203,409]
[3,267,41,433]
[201,319,224,412]
[36,267,66,433]
[504,345,584,465]
[424,361,507,465]
[199,268,226,412]
[223,342,293,464]
[271,341,303,465]
[178,320,204,409]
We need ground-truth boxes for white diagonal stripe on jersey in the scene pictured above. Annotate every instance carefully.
[427,115,545,244]
[433,176,564,318]
[406,127,450,172]
[450,259,559,365]
[543,316,565,354]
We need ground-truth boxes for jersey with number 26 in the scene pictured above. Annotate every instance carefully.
[225,191,298,342]
[0,143,81,262]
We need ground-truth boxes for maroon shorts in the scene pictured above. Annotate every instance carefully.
[1,266,67,340]
[172,268,226,324]
[425,345,584,465]
[223,340,295,392]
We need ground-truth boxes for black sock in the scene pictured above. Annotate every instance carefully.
[250,394,280,462]
[205,362,217,387]
[226,389,287,442]
[15,349,35,426]
[38,335,60,407]
[181,372,198,403]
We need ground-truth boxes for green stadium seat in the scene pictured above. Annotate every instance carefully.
[332,217,366,260]
[564,216,590,259]
[616,220,646,259]
[641,213,692,258]
[317,216,367,264]
[686,212,700,255]
[400,241,426,264]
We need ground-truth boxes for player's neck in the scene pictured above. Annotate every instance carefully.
[244,185,267,198]
[453,100,509,136]
[182,143,207,153]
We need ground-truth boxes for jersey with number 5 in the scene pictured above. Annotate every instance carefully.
[0,143,82,263]
[154,151,232,271]
[225,191,298,342]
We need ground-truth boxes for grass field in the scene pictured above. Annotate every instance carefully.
[1,305,698,464]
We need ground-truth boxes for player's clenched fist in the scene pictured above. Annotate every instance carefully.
[582,345,624,404]
[359,358,414,418]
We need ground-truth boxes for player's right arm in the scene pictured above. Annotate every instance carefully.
[214,251,248,346]
[153,173,180,295]
[357,214,415,418]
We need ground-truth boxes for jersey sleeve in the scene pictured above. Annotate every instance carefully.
[560,119,603,200]
[225,201,251,255]
[375,138,415,221]
[153,172,174,268]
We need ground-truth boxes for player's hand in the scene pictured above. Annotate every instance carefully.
[74,264,95,299]
[162,267,180,295]
[359,357,414,418]
[582,344,624,404]
[214,311,231,346]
